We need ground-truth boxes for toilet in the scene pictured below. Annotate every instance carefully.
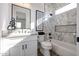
[38,35,52,56]
[40,41,52,56]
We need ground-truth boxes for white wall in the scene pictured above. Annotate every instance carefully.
[0,4,11,53]
[0,3,10,53]
[77,4,79,37]
[0,3,11,31]
[77,4,79,56]
[0,3,11,38]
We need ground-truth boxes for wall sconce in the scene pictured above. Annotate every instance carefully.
[7,17,16,30]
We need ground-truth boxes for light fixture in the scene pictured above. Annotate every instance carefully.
[7,17,16,30]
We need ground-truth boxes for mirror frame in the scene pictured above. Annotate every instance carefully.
[36,10,44,31]
[11,4,31,30]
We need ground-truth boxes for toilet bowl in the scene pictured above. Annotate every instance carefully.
[40,41,52,56]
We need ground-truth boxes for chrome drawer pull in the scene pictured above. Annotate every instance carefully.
[22,45,24,50]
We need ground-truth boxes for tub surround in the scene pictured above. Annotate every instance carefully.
[51,39,76,56]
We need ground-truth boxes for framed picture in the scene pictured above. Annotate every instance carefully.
[36,10,44,31]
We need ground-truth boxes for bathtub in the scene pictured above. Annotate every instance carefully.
[51,39,76,56]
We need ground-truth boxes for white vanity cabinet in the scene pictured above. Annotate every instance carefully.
[1,35,37,56]
[9,35,37,56]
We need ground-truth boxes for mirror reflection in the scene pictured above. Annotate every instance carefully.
[13,4,31,29]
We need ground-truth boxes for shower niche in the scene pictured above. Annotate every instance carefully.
[55,24,76,45]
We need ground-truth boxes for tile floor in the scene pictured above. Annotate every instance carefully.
[37,49,58,56]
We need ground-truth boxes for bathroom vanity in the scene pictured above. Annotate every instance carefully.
[1,35,37,56]
[0,4,38,56]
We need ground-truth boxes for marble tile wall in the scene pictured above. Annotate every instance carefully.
[55,8,76,44]
[56,8,76,25]
[43,3,76,45]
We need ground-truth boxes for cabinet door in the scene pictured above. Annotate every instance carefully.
[9,42,22,56]
[9,46,21,56]
[20,41,28,56]
[24,40,37,56]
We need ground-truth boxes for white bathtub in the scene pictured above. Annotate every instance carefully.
[51,39,76,56]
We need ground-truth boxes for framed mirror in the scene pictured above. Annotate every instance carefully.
[12,4,31,30]
[36,10,44,31]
